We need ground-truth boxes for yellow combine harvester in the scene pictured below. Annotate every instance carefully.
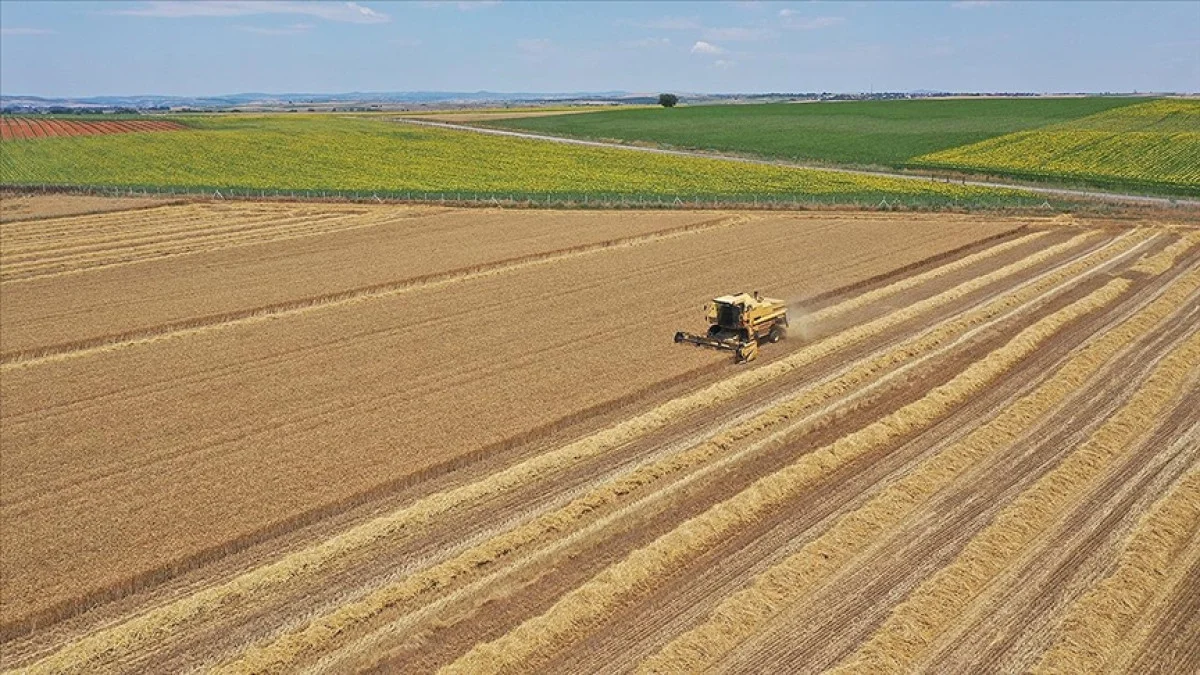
[674,291,789,363]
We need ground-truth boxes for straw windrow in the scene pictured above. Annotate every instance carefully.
[439,280,1128,675]
[804,230,1050,323]
[833,324,1200,673]
[1032,464,1200,674]
[639,266,1200,673]
[215,233,1132,673]
[21,231,1089,674]
[1130,229,1200,275]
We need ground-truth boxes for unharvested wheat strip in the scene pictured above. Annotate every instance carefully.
[0,209,383,282]
[639,267,1200,673]
[0,214,385,282]
[0,211,359,261]
[0,204,310,244]
[439,281,1130,675]
[2,218,363,277]
[0,230,1084,373]
[0,203,207,236]
[0,213,760,366]
[219,233,1129,673]
[1032,459,1200,673]
[831,326,1200,674]
[0,208,329,254]
[3,201,369,237]
[18,233,1104,674]
[0,208,597,266]
[1131,230,1200,275]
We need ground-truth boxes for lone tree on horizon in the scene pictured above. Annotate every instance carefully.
[658,93,679,108]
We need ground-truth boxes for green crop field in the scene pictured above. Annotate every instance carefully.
[911,99,1200,197]
[480,97,1148,169]
[0,114,1022,207]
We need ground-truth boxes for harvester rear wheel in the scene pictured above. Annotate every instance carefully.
[768,323,787,343]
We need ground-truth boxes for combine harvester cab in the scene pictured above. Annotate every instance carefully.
[674,291,788,363]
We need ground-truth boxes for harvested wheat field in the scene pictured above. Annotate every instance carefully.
[1,199,1197,674]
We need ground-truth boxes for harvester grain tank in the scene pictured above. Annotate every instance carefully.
[674,291,788,362]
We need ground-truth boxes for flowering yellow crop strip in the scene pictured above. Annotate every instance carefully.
[913,99,1200,194]
[0,115,1019,204]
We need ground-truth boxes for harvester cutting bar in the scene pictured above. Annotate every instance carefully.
[673,331,742,352]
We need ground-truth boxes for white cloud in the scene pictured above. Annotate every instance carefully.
[782,15,845,30]
[691,41,726,55]
[703,26,774,41]
[951,1,998,7]
[233,22,313,35]
[622,37,672,49]
[0,27,56,35]
[517,38,552,54]
[112,1,389,24]
[779,9,795,18]
[623,16,702,31]
[714,59,735,70]
[392,37,423,47]
[419,1,501,10]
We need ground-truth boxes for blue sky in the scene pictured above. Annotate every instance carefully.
[1,1,1197,97]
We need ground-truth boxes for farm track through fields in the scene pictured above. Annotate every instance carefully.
[1,200,1196,673]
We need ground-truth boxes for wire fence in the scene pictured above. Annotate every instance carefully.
[1,181,1083,212]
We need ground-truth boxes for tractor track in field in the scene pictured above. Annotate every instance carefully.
[396,119,1200,209]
